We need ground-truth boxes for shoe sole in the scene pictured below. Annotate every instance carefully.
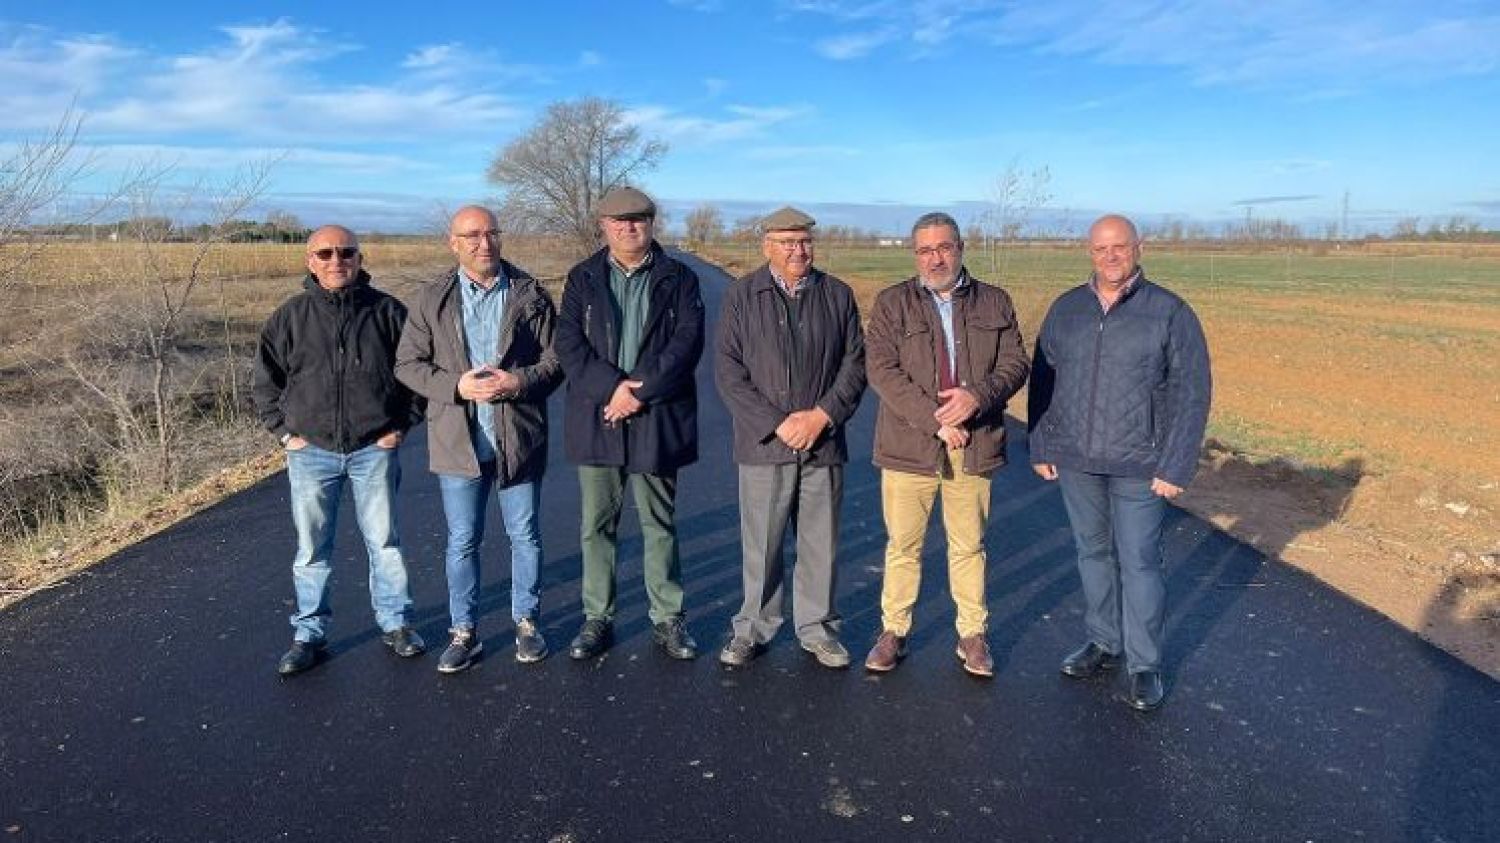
[955,647,994,678]
[864,651,906,673]
[437,642,483,674]
[383,641,426,659]
[515,647,549,664]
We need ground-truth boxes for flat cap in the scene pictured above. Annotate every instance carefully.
[760,206,816,232]
[597,186,657,218]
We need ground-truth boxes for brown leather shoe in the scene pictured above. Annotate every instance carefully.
[864,630,907,673]
[955,634,994,678]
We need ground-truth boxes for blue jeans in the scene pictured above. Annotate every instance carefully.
[285,442,412,642]
[1057,470,1167,673]
[437,469,543,631]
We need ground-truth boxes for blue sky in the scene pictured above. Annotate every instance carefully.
[4,1,1498,234]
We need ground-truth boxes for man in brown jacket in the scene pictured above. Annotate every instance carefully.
[863,212,1029,677]
[395,205,563,673]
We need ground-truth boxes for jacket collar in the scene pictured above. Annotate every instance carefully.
[748,262,822,295]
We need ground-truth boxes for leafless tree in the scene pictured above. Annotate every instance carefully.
[486,97,667,256]
[0,106,91,292]
[59,159,277,493]
[683,204,723,248]
[979,162,1051,278]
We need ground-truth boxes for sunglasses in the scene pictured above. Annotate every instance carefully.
[311,246,360,261]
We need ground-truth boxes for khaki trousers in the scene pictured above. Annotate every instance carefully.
[878,449,991,638]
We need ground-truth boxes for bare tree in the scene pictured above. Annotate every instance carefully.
[979,162,1052,278]
[682,204,723,248]
[60,159,277,493]
[486,97,667,256]
[0,106,91,292]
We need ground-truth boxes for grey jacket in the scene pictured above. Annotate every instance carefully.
[395,262,563,482]
[714,264,866,466]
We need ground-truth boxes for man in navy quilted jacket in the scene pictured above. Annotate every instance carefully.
[1027,214,1211,711]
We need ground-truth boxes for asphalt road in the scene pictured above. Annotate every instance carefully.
[2,252,1497,842]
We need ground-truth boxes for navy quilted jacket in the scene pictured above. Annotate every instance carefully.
[1027,273,1211,487]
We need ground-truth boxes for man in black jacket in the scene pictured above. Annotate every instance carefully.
[713,207,865,669]
[1028,214,1212,711]
[253,225,424,676]
[555,187,705,661]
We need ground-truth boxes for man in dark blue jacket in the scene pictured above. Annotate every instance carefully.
[253,225,424,676]
[555,187,706,661]
[1028,214,1211,711]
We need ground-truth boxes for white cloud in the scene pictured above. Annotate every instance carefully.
[578,50,602,67]
[624,103,813,144]
[1,21,527,141]
[815,28,898,60]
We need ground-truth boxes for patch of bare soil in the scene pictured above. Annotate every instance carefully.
[1184,442,1500,679]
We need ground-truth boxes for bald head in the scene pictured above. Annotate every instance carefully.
[448,205,503,283]
[305,224,362,291]
[1087,214,1142,289]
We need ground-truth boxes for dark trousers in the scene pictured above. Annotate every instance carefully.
[1057,470,1167,673]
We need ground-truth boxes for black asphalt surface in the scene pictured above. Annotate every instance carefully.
[2,252,1497,842]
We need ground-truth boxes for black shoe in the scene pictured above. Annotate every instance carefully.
[1127,670,1166,711]
[437,628,482,674]
[381,626,426,658]
[515,618,549,664]
[1060,641,1121,678]
[652,617,698,660]
[718,636,762,667]
[277,640,325,676]
[569,618,612,660]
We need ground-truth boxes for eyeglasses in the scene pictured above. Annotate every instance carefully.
[914,242,959,259]
[454,229,502,244]
[310,246,359,261]
[767,237,814,252]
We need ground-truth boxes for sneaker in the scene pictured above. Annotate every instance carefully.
[801,637,851,669]
[955,634,994,678]
[277,639,326,676]
[437,628,482,674]
[652,617,698,660]
[863,630,907,673]
[718,636,762,667]
[381,626,426,658]
[568,618,613,660]
[515,618,549,663]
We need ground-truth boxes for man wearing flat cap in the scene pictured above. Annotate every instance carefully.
[554,186,707,661]
[713,206,866,669]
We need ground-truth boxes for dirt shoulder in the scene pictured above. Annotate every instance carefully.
[1184,442,1500,680]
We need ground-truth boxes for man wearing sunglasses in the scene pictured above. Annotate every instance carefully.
[395,206,563,673]
[254,225,424,676]
[713,207,866,669]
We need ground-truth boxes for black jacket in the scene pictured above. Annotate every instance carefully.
[253,272,420,453]
[555,243,705,473]
[714,264,865,466]
[1027,272,1212,487]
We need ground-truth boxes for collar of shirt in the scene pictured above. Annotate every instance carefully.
[1089,267,1142,312]
[771,268,818,298]
[609,249,654,278]
[458,266,509,300]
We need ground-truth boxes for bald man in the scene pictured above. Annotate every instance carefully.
[254,225,425,676]
[1028,214,1212,711]
[396,206,563,673]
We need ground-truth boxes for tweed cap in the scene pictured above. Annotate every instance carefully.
[596,187,657,219]
[760,206,816,232]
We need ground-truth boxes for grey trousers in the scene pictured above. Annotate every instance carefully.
[732,462,843,645]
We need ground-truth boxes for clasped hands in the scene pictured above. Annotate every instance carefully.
[934,387,978,450]
[776,407,832,452]
[458,364,521,403]
[603,379,645,425]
